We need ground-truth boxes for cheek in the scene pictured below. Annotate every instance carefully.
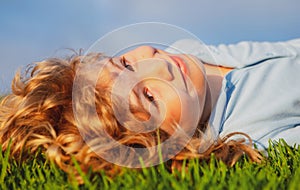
[162,90,195,122]
[158,91,184,134]
[155,86,182,122]
[160,93,200,135]
[147,82,200,134]
[163,96,182,125]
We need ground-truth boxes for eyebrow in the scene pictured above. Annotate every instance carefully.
[129,87,152,121]
[109,58,123,71]
[131,89,148,113]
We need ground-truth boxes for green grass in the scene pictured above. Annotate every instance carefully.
[0,140,299,190]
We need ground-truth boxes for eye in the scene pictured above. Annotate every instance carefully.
[143,87,160,111]
[143,87,160,109]
[121,57,134,71]
[143,87,155,102]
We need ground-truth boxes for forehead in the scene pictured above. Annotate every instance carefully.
[93,57,123,86]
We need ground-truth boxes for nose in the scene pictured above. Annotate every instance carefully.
[143,60,173,80]
[122,46,156,62]
[122,46,173,81]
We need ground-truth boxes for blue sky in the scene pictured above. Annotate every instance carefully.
[0,0,299,92]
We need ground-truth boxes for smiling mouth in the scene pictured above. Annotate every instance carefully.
[170,56,188,76]
[169,55,189,92]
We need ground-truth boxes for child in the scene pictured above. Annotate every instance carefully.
[1,39,299,178]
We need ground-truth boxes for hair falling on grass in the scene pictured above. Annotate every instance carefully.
[0,49,265,182]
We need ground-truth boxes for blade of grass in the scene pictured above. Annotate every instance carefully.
[0,139,12,185]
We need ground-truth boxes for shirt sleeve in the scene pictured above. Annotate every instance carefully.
[166,38,300,68]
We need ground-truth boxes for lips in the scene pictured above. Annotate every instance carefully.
[170,55,188,76]
[169,55,190,92]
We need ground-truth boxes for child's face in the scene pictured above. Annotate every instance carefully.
[104,46,206,134]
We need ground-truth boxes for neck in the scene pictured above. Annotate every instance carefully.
[200,64,232,123]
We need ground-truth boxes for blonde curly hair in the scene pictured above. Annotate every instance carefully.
[0,52,262,181]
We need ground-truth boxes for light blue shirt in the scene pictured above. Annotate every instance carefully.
[167,39,300,149]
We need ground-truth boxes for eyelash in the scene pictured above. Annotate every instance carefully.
[143,87,158,107]
[121,57,134,71]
